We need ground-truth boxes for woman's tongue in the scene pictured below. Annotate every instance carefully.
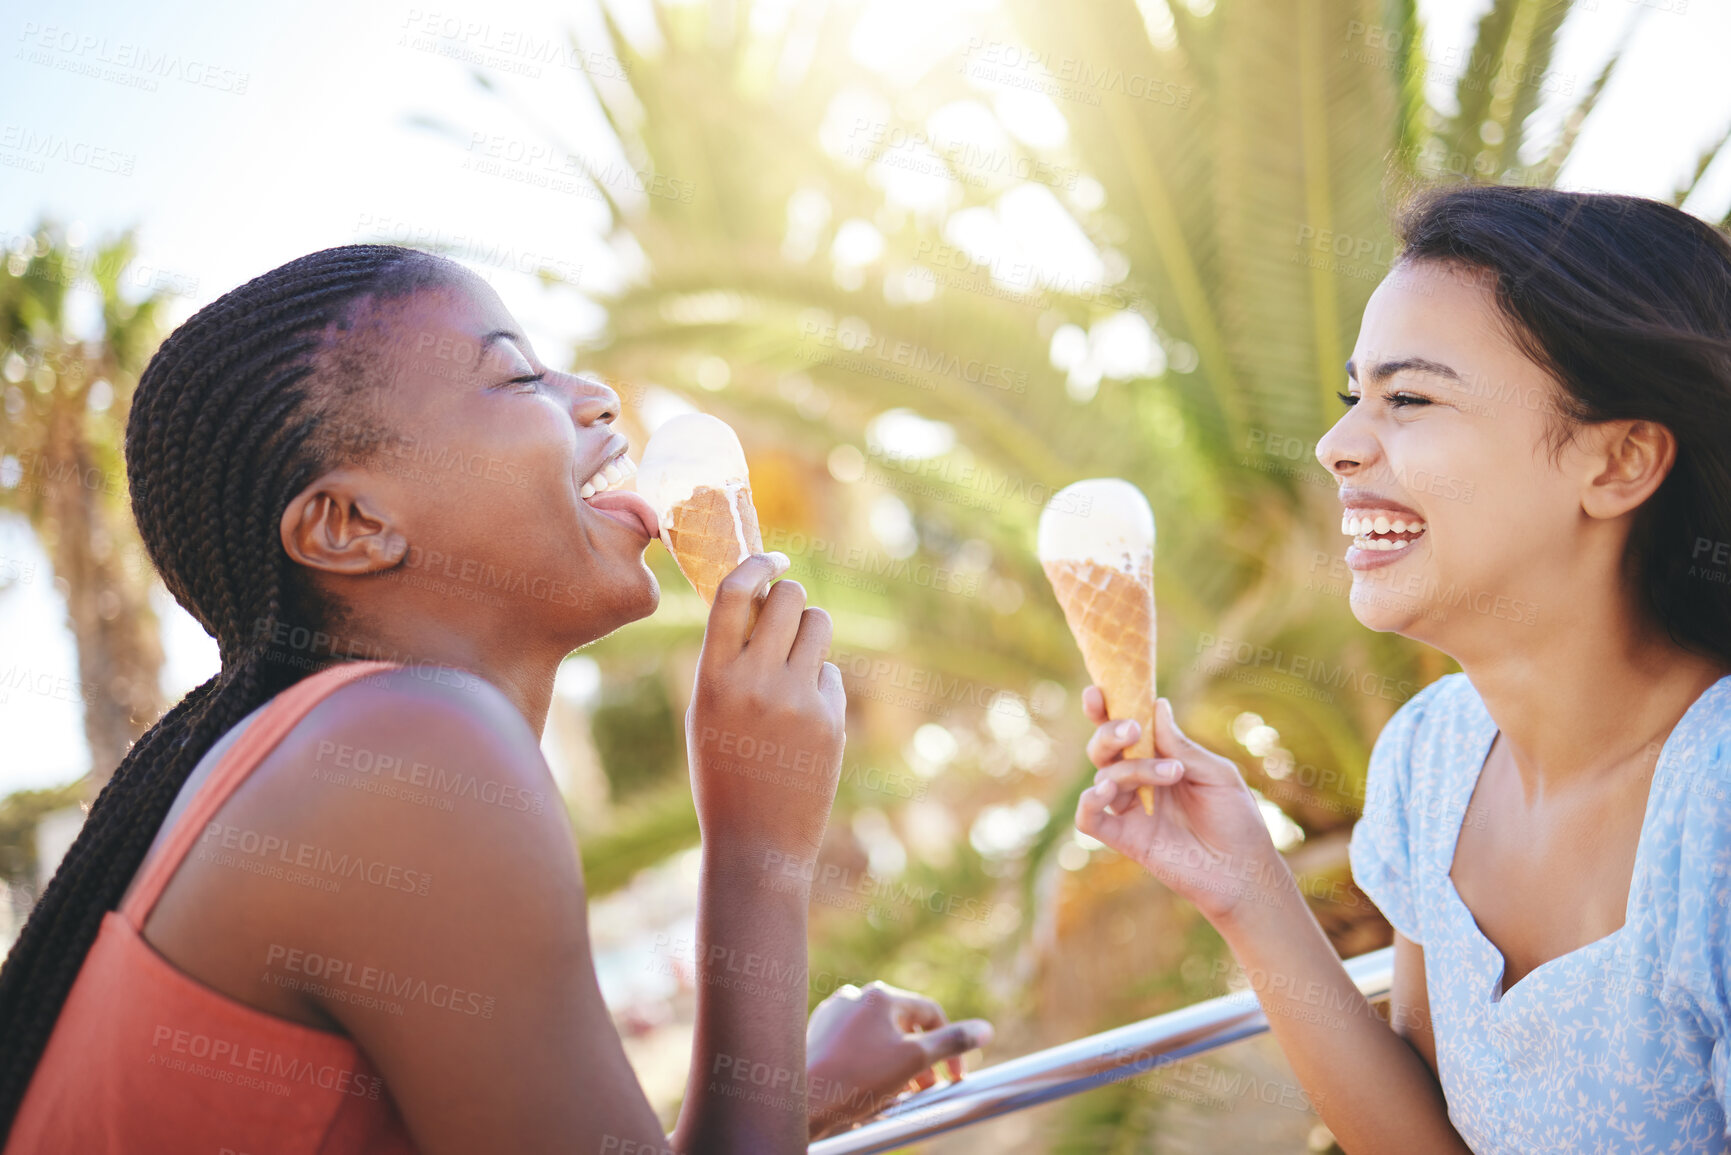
[586,490,660,539]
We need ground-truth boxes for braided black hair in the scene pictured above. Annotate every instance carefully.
[0,243,456,1133]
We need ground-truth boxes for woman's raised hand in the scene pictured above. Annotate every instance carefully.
[1075,688,1281,926]
[686,552,847,869]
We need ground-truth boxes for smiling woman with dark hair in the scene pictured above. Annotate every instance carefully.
[0,246,989,1154]
[1078,187,1731,1153]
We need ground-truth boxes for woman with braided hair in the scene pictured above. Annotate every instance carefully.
[0,245,990,1154]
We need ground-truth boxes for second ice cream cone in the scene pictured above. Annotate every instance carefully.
[1039,479,1158,816]
[1044,557,1157,814]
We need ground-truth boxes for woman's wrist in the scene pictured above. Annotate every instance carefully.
[700,842,816,902]
[1210,848,1306,952]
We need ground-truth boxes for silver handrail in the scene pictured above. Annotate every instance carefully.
[810,946,1395,1154]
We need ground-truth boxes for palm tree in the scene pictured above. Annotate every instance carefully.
[1,224,170,799]
[449,0,1724,1145]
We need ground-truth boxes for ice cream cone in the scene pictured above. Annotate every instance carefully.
[637,413,770,630]
[662,482,764,607]
[1039,480,1158,815]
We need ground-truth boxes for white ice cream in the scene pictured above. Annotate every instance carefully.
[635,412,755,552]
[1037,478,1155,570]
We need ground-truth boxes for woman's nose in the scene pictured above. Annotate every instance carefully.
[1315,414,1369,478]
[570,376,619,427]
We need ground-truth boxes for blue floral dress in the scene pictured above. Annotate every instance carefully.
[1350,672,1731,1153]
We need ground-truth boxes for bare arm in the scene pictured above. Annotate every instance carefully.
[1212,879,1464,1152]
[673,855,813,1149]
[1077,693,1468,1154]
[1391,933,1443,1079]
[668,558,847,1152]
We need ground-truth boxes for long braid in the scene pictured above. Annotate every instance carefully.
[0,244,454,1134]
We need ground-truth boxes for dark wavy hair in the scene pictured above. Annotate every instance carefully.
[1395,185,1731,668]
[0,244,454,1134]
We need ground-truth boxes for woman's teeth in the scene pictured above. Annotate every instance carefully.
[580,453,636,500]
[1340,511,1428,551]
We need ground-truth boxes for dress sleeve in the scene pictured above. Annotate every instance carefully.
[1348,678,1449,945]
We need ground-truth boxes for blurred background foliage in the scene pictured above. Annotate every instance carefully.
[5,0,1729,1150]
[0,229,168,804]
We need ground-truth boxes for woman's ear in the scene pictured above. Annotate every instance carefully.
[1580,419,1677,521]
[280,468,409,574]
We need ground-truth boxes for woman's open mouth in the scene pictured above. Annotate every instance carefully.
[580,448,660,540]
[580,448,635,499]
[1341,509,1426,568]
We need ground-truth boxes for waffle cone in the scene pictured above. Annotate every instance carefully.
[664,483,765,615]
[1044,556,1156,811]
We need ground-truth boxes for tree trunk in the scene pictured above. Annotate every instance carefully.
[38,381,163,797]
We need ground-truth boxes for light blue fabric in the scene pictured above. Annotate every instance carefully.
[1349,672,1731,1154]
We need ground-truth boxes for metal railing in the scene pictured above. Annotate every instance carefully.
[810,946,1395,1154]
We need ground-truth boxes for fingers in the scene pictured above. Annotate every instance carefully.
[1081,685,1108,724]
[817,660,845,716]
[1151,698,1197,758]
[787,605,833,680]
[1092,759,1184,795]
[909,1019,993,1073]
[1148,700,1243,787]
[1077,771,1153,833]
[1081,777,1139,822]
[743,576,808,661]
[1086,717,1141,769]
[1088,698,1203,775]
[867,982,987,1086]
[709,553,789,653]
[1076,777,1119,839]
[879,986,946,1034]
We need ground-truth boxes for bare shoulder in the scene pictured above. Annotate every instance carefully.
[142,665,657,1150]
[291,663,545,774]
[244,662,582,894]
[144,663,587,1030]
[270,664,557,817]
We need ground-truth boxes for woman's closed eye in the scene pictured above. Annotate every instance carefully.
[491,364,546,391]
[486,339,545,389]
[1335,390,1433,409]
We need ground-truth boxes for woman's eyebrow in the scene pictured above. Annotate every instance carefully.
[1343,356,1461,385]
[472,328,544,373]
[477,329,525,356]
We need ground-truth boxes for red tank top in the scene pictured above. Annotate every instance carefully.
[5,660,421,1154]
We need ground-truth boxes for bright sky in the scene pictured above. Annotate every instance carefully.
[3,0,1731,795]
